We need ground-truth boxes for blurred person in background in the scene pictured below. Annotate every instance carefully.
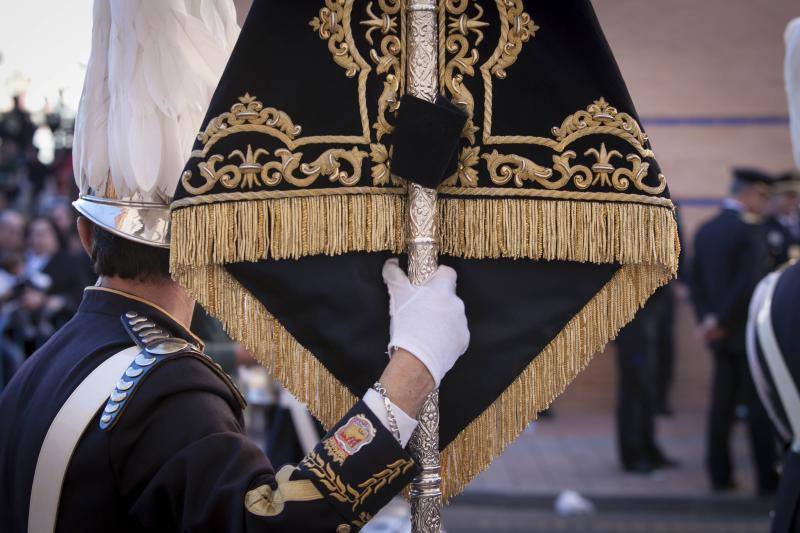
[615,296,679,474]
[765,171,800,271]
[1,216,89,357]
[47,198,96,280]
[24,215,88,310]
[0,210,26,255]
[692,168,779,494]
[0,96,35,151]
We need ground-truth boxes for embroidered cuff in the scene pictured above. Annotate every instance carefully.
[391,95,468,189]
[298,400,418,527]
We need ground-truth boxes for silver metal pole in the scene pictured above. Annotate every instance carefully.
[405,1,441,532]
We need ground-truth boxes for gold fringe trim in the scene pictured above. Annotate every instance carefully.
[169,194,680,502]
[172,260,672,503]
[172,263,357,429]
[439,199,679,271]
[171,195,406,265]
[439,262,671,502]
[171,196,679,274]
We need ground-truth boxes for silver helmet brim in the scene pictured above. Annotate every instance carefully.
[72,195,170,249]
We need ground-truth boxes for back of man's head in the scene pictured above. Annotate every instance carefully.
[89,224,170,283]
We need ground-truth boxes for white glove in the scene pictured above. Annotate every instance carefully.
[382,258,470,387]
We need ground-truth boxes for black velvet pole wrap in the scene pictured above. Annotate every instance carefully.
[170,0,679,501]
[391,95,468,188]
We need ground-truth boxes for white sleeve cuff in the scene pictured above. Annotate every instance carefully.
[363,388,418,448]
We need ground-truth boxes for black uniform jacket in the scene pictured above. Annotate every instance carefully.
[692,207,767,353]
[0,287,415,532]
[750,262,800,533]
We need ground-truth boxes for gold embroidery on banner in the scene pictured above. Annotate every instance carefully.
[552,98,648,149]
[311,0,368,78]
[361,1,403,140]
[480,0,538,144]
[442,146,481,187]
[484,143,667,195]
[198,94,302,147]
[441,0,488,144]
[310,0,372,140]
[301,451,414,512]
[182,146,368,195]
[369,143,403,186]
[483,150,560,189]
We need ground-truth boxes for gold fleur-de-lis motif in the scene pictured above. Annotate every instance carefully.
[230,145,271,189]
[585,143,622,188]
[447,3,489,45]
[360,1,398,45]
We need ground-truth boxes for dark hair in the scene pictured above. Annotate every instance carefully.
[91,225,170,282]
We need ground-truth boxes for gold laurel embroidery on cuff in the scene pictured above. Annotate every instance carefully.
[245,465,324,517]
[301,451,415,513]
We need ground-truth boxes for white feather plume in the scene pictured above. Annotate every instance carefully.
[73,0,112,197]
[74,0,240,200]
[786,18,800,170]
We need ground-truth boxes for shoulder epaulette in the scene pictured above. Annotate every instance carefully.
[99,310,246,431]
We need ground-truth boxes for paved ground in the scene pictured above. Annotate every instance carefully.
[461,409,757,498]
[441,505,770,533]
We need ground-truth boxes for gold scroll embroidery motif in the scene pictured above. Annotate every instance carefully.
[480,99,667,194]
[360,1,405,186]
[301,451,414,512]
[441,0,489,145]
[198,93,301,147]
[484,142,666,195]
[310,0,372,141]
[480,0,538,144]
[183,145,368,195]
[360,1,404,140]
[182,95,371,195]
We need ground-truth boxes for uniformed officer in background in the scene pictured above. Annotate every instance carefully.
[765,171,800,271]
[691,168,779,494]
[0,2,470,532]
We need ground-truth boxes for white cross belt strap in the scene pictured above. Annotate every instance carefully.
[28,346,140,533]
[755,272,800,453]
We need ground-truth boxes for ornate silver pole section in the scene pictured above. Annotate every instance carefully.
[405,1,442,532]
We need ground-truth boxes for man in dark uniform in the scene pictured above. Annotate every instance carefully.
[0,2,470,531]
[748,260,800,532]
[765,171,800,271]
[691,168,779,494]
[745,19,800,533]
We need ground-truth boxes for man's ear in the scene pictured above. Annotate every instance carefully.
[76,216,94,258]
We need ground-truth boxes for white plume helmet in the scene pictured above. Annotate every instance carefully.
[72,0,239,247]
[786,17,800,169]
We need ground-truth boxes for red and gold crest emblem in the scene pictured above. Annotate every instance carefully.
[323,415,375,465]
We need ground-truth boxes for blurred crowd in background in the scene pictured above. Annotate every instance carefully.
[0,94,95,386]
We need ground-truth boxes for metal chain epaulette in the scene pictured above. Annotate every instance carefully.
[99,311,245,431]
